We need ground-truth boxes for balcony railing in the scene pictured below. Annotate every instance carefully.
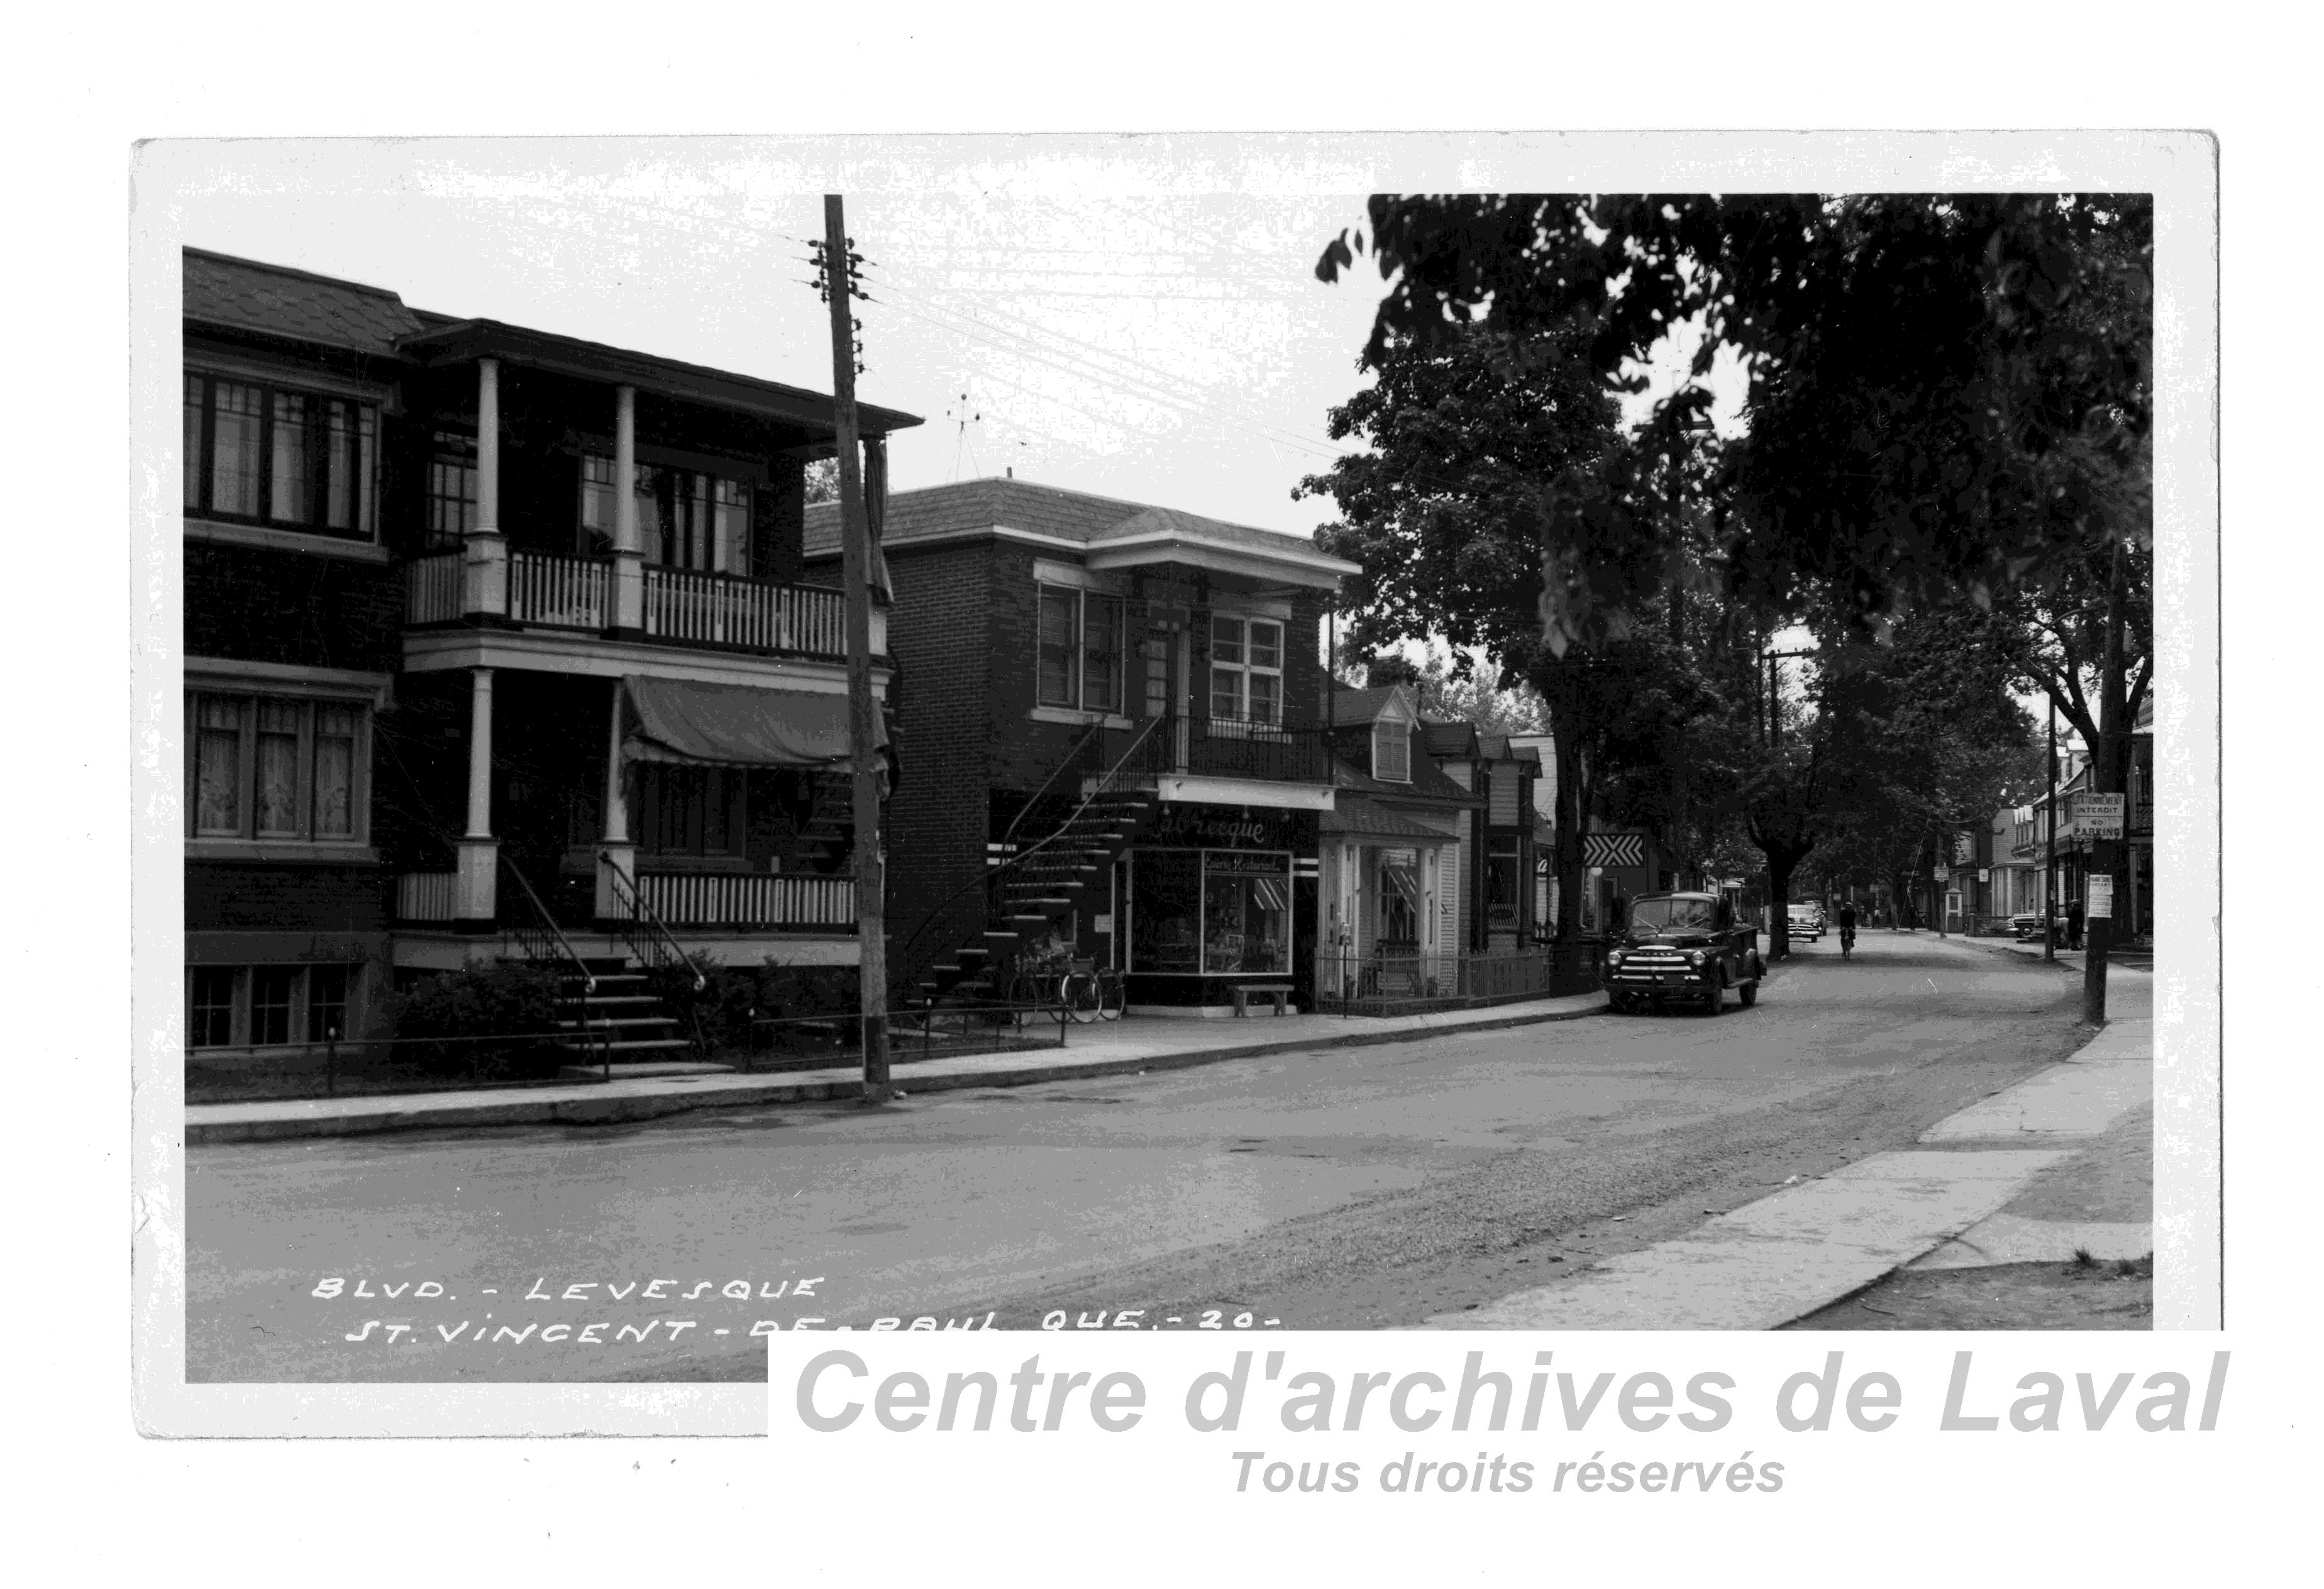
[402,549,853,663]
[396,872,458,922]
[636,870,857,931]
[509,550,606,629]
[1093,713,1337,786]
[404,553,463,625]
[642,565,845,656]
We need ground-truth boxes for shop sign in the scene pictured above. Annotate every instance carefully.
[1148,806,1293,850]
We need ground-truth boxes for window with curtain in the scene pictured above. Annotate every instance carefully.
[184,372,375,538]
[185,692,367,845]
[577,454,754,572]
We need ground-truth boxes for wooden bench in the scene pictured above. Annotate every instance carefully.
[1229,983,1295,1017]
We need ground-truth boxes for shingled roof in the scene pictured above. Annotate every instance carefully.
[803,477,1336,563]
[183,248,426,355]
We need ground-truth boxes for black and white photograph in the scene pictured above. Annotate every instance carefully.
[142,138,2205,1407]
[28,18,2298,1575]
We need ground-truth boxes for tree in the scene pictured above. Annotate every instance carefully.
[1297,322,1652,944]
[804,456,840,504]
[1319,191,2149,1011]
[1319,192,2152,632]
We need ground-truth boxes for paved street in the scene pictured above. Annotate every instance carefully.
[187,932,2096,1382]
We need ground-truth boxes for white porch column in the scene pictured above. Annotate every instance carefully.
[596,678,636,919]
[609,384,645,636]
[461,358,509,619]
[455,666,499,922]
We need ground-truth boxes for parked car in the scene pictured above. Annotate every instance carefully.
[1606,892,1765,1015]
[1786,902,1823,941]
[2011,907,2049,941]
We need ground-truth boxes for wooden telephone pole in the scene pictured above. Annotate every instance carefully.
[821,194,890,1104]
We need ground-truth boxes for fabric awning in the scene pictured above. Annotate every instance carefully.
[621,676,890,775]
[1320,800,1456,842]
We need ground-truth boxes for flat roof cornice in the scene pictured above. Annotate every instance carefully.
[396,319,922,435]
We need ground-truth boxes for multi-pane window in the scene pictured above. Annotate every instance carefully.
[1208,616,1283,725]
[638,766,746,857]
[184,373,376,538]
[1036,586,1126,714]
[1372,720,1411,782]
[306,966,350,1043]
[186,965,361,1049]
[577,454,754,573]
[189,968,236,1048]
[184,692,367,844]
[426,431,479,548]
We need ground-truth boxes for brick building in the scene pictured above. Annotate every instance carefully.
[182,248,918,1060]
[804,477,1359,1013]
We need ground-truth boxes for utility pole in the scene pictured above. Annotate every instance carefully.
[821,194,890,1104]
[2044,699,2058,963]
[2083,536,2128,1026]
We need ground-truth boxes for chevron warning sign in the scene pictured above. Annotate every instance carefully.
[1583,831,1646,868]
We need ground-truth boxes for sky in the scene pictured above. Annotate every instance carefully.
[152,138,1739,544]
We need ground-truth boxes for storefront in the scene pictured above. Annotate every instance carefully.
[1315,802,1461,1002]
[1110,804,1319,1012]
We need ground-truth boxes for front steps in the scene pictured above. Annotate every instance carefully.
[548,957,731,1079]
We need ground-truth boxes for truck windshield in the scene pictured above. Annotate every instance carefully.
[1630,899,1717,931]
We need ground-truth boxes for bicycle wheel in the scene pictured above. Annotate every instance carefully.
[1005,972,1043,1029]
[1061,970,1102,1024]
[1095,967,1126,1021]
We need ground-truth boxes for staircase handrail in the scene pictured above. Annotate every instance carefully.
[888,713,1169,990]
[597,850,709,993]
[499,858,596,997]
[998,717,1109,853]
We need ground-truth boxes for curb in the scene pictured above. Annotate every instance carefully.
[187,999,1612,1146]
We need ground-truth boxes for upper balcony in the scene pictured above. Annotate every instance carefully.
[403,546,882,672]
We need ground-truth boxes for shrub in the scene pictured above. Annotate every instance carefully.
[386,961,566,1078]
[644,957,860,1056]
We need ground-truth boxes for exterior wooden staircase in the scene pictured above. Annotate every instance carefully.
[894,716,1167,1013]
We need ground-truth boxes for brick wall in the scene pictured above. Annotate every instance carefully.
[187,861,390,934]
[872,542,996,978]
[185,543,403,673]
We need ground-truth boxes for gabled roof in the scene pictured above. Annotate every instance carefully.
[801,477,1355,585]
[183,248,425,356]
[1331,750,1478,806]
[1329,685,1417,727]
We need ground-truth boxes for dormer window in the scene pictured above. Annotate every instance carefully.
[1372,719,1410,782]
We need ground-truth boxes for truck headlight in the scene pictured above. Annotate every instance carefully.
[1685,949,1708,968]
[1607,948,1627,966]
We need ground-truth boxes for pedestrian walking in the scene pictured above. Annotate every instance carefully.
[2066,897,2084,951]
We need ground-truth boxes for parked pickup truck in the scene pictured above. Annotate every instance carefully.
[1605,892,1766,1016]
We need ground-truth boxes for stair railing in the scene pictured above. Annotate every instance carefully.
[500,858,597,998]
[598,851,709,992]
[888,714,1168,1000]
[500,859,612,1077]
[599,851,713,1060]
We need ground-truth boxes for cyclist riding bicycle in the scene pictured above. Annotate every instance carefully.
[1837,900,1859,959]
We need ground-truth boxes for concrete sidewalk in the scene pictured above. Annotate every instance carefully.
[185,990,1610,1146]
[1432,1010,2154,1330]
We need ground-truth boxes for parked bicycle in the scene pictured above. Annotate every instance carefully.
[1007,951,1126,1026]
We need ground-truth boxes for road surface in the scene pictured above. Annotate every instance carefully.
[185,933,2089,1380]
